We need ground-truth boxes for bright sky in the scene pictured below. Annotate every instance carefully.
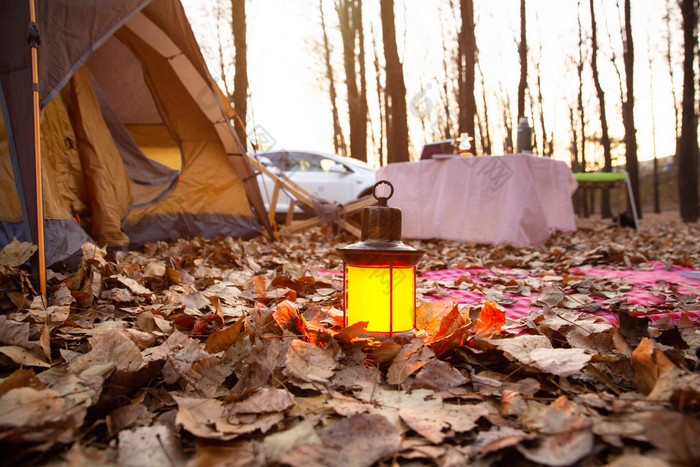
[181,0,683,167]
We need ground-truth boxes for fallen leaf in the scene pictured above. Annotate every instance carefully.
[0,346,50,368]
[118,424,187,467]
[204,316,246,353]
[400,401,495,443]
[0,369,45,397]
[387,339,434,385]
[529,348,592,376]
[410,359,467,391]
[641,410,700,463]
[284,339,337,384]
[474,301,505,337]
[334,321,368,344]
[630,338,676,395]
[517,396,594,466]
[0,238,37,267]
[229,387,294,414]
[264,419,322,462]
[489,334,553,366]
[68,327,143,374]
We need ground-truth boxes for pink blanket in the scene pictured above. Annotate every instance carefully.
[420,263,700,324]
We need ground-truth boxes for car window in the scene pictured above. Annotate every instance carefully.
[288,152,343,173]
[262,152,291,171]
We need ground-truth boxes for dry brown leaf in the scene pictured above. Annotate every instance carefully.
[529,348,592,376]
[0,387,64,428]
[488,334,553,366]
[284,339,337,384]
[400,401,495,444]
[517,396,594,466]
[0,369,45,397]
[334,321,368,344]
[641,410,700,463]
[630,337,676,395]
[0,345,50,368]
[315,413,402,467]
[117,424,187,467]
[409,359,467,391]
[69,327,144,374]
[204,316,246,353]
[229,387,294,414]
[174,396,226,439]
[0,238,37,267]
[264,419,322,462]
[387,339,434,385]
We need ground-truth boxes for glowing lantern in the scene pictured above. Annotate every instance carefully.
[336,181,424,338]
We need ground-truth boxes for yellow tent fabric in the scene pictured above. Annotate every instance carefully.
[0,0,269,267]
[70,66,132,246]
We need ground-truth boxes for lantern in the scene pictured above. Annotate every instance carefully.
[336,180,424,339]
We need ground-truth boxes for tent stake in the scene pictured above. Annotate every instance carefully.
[29,0,46,299]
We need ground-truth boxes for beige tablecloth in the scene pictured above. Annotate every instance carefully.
[376,154,578,246]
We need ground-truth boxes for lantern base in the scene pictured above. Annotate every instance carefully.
[361,329,419,344]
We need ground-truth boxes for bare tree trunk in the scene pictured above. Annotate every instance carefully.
[231,0,248,147]
[533,42,548,157]
[678,0,699,222]
[527,90,538,154]
[517,0,527,119]
[370,21,385,165]
[569,104,583,216]
[440,26,454,140]
[320,0,347,156]
[499,82,514,154]
[354,0,368,161]
[458,0,476,140]
[216,1,232,99]
[622,0,641,219]
[381,0,410,163]
[647,23,661,214]
[665,0,681,144]
[589,0,613,218]
[576,0,588,217]
[477,61,492,155]
[336,0,368,162]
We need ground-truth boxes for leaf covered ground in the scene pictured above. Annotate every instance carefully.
[0,216,698,466]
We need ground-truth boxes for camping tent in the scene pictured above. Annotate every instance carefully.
[0,0,272,273]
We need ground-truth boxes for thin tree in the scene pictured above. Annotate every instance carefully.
[532,38,549,156]
[589,0,613,218]
[646,22,660,214]
[664,0,681,144]
[380,0,410,163]
[231,0,248,147]
[477,61,492,154]
[370,20,386,165]
[457,0,476,140]
[336,0,368,162]
[517,0,527,119]
[320,0,347,156]
[621,0,641,219]
[576,0,589,216]
[216,1,232,99]
[678,0,699,222]
[498,82,514,153]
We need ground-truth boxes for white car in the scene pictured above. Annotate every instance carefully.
[254,150,376,215]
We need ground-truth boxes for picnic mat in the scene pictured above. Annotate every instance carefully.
[418,262,700,324]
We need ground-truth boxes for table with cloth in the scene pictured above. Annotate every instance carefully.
[376,154,578,246]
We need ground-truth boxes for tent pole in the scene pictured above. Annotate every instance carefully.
[29,0,46,299]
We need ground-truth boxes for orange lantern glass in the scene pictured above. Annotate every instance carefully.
[336,181,424,339]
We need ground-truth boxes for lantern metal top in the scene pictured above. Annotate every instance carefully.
[337,180,424,267]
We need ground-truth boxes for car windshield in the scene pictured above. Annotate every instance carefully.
[261,151,374,172]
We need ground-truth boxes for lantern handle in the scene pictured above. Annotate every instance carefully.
[372,180,394,206]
